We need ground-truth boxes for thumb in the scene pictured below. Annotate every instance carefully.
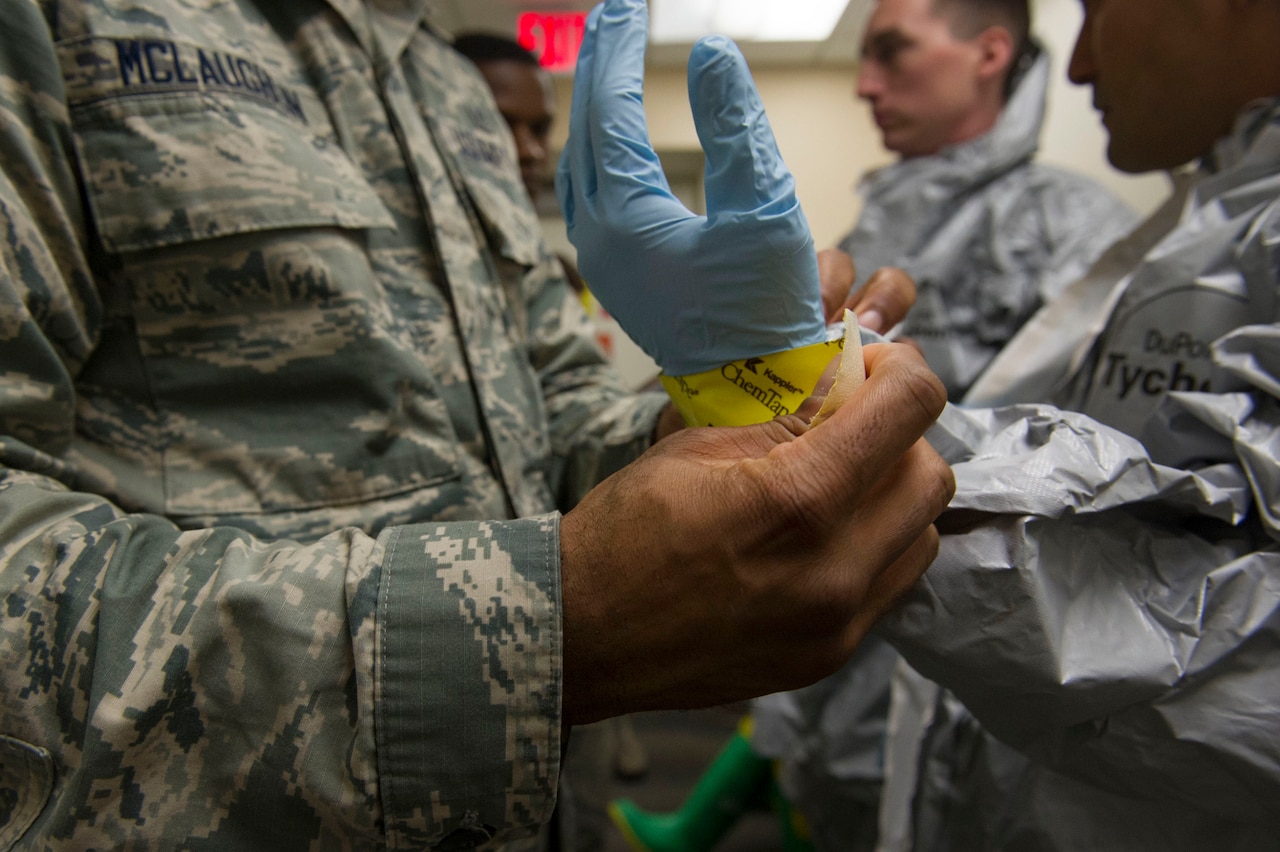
[687,35,800,222]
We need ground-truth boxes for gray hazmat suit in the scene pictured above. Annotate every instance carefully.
[752,49,1139,852]
[838,50,1138,398]
[875,97,1280,850]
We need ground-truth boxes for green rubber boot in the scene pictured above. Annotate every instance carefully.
[768,771,816,852]
[608,718,772,852]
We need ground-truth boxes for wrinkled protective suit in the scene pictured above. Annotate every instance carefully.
[752,50,1138,852]
[837,51,1138,399]
[0,1,667,848]
[874,98,1280,850]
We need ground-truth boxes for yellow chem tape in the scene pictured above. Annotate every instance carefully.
[659,320,857,428]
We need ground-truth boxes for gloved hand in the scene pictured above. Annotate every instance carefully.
[555,0,826,377]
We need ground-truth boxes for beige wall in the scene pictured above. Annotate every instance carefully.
[549,0,1170,253]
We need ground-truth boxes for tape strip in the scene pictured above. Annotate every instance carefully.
[659,334,848,427]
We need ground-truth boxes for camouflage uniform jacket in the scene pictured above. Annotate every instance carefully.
[0,0,668,848]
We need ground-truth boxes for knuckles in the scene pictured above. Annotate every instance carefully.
[875,345,949,424]
[923,449,957,512]
[863,266,917,316]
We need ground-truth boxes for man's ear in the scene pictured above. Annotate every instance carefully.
[973,25,1015,87]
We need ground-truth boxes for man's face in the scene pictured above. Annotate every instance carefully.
[477,59,556,201]
[1068,0,1236,173]
[856,0,993,158]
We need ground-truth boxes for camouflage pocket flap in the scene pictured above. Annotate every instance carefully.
[457,166,544,269]
[70,92,395,254]
[0,735,54,851]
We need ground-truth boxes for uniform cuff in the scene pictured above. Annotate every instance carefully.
[376,516,562,848]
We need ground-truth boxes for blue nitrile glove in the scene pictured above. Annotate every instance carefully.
[555,0,826,377]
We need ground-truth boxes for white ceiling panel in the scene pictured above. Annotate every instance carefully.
[432,0,872,68]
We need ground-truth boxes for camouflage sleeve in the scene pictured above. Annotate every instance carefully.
[0,468,561,848]
[0,4,560,847]
[523,252,670,510]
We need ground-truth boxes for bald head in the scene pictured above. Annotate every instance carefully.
[1067,0,1280,173]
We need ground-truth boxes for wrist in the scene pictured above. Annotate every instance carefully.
[652,402,687,442]
[659,331,848,428]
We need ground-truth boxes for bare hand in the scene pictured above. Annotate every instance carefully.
[818,248,857,323]
[840,266,917,334]
[560,343,954,723]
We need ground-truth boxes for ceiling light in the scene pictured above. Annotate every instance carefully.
[649,0,852,43]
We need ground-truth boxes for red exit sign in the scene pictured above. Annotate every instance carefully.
[517,12,588,73]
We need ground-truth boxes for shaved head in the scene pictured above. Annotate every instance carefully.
[933,0,1031,93]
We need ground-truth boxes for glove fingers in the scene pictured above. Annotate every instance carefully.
[556,2,605,228]
[589,0,676,206]
[688,36,799,220]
